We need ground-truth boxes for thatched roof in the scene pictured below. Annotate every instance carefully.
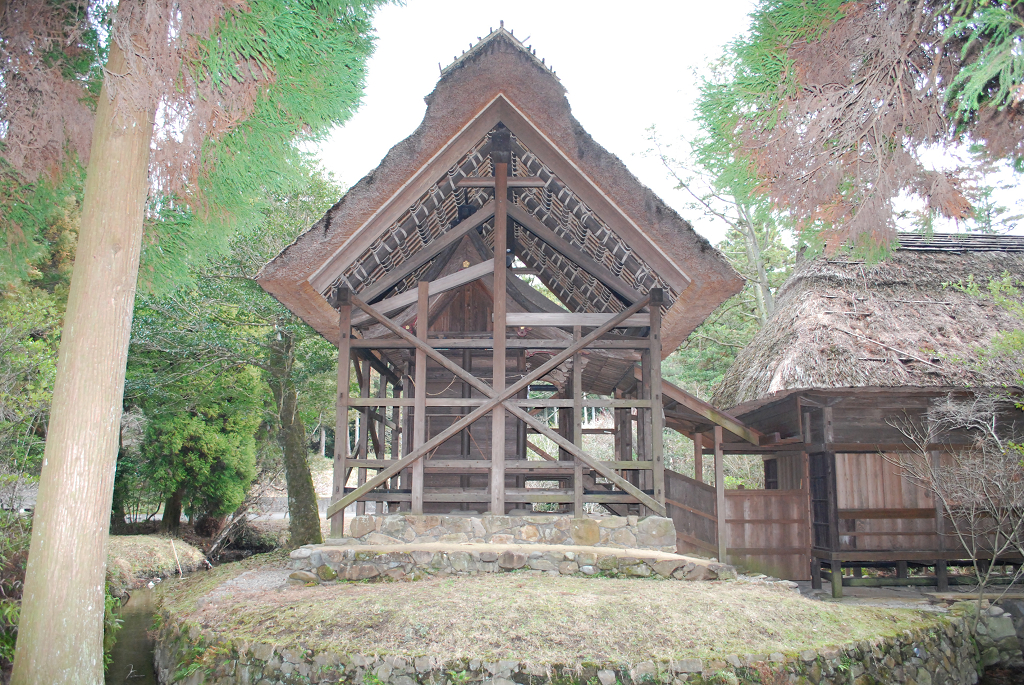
[256,27,742,353]
[714,234,1024,411]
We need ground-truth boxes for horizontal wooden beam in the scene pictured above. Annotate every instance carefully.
[357,200,496,304]
[650,371,763,446]
[456,176,546,188]
[351,261,494,326]
[346,397,652,408]
[838,508,936,520]
[349,337,647,349]
[506,313,650,328]
[507,203,644,305]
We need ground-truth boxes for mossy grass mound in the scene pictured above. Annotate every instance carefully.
[107,534,207,595]
[156,553,939,667]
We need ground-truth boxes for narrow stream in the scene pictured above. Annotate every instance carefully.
[105,587,158,685]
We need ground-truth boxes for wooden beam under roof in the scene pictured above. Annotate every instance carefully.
[351,260,494,326]
[356,199,496,304]
[456,176,546,188]
[507,202,644,305]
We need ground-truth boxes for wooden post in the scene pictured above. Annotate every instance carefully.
[412,281,428,514]
[331,287,352,538]
[490,153,508,515]
[715,425,727,563]
[930,450,948,590]
[693,432,703,483]
[811,558,822,590]
[400,358,412,511]
[356,359,370,515]
[830,560,843,598]
[460,349,472,507]
[638,354,651,516]
[649,289,665,509]
[573,325,584,517]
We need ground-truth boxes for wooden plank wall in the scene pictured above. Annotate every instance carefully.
[725,489,810,580]
[835,451,939,552]
[665,469,718,556]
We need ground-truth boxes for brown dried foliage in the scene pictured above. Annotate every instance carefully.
[0,0,268,200]
[743,1,1024,249]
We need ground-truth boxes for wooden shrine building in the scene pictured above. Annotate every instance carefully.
[666,234,1024,593]
[257,26,768,537]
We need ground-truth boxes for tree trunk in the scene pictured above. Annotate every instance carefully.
[11,39,154,685]
[161,488,185,535]
[269,332,323,547]
[736,201,775,324]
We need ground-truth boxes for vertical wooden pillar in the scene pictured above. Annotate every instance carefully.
[412,281,429,514]
[714,425,727,563]
[400,359,413,511]
[830,560,843,598]
[490,154,508,515]
[460,349,472,507]
[356,359,370,515]
[649,289,665,508]
[637,360,650,516]
[331,287,352,538]
[693,432,703,483]
[931,450,948,591]
[572,325,584,517]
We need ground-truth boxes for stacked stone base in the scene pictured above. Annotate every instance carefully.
[286,544,734,583]
[338,513,677,553]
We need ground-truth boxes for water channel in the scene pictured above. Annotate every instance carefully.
[105,588,158,685]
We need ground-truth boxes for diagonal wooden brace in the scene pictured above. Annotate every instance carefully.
[325,294,651,518]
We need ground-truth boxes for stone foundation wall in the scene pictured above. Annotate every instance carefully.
[154,611,984,685]
[286,546,735,583]
[337,514,677,553]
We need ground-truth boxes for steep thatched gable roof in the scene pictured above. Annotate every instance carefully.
[714,234,1024,411]
[256,27,742,353]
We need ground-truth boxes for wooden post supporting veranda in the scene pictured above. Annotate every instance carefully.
[649,289,665,507]
[693,432,703,483]
[331,287,352,538]
[413,281,428,514]
[490,133,509,515]
[931,449,948,591]
[715,425,727,563]
[573,325,584,516]
[356,359,370,515]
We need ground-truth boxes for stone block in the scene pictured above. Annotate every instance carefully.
[498,551,527,569]
[597,555,619,570]
[289,570,319,583]
[558,562,579,575]
[686,565,713,581]
[438,533,468,543]
[363,533,402,546]
[344,564,380,581]
[518,525,541,542]
[528,559,557,572]
[410,550,434,565]
[289,548,312,560]
[482,516,511,534]
[543,528,568,544]
[449,552,474,572]
[637,516,675,547]
[349,516,377,539]
[490,534,514,544]
[406,515,440,534]
[579,565,597,575]
[598,516,627,529]
[597,670,617,685]
[316,564,338,581]
[652,560,684,578]
[624,563,652,577]
[987,616,1018,641]
[571,518,601,546]
[576,552,597,566]
[441,516,473,533]
[379,515,407,538]
[610,528,637,547]
[471,518,487,539]
[480,552,499,562]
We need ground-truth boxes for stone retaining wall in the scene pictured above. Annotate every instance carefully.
[286,546,734,583]
[336,514,676,553]
[154,610,984,685]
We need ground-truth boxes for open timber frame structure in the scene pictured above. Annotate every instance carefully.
[256,25,778,537]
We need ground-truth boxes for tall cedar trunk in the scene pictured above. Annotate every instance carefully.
[269,332,323,546]
[11,40,154,685]
[161,488,185,535]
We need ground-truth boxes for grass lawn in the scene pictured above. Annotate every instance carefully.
[157,554,940,666]
[107,534,206,594]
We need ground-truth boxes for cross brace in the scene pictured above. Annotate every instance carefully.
[326,293,665,517]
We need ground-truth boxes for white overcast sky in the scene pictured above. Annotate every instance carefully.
[315,0,758,245]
